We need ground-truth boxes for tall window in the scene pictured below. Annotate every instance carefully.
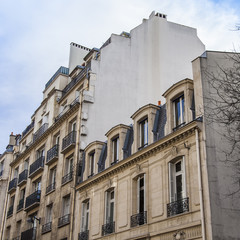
[112,137,119,164]
[169,158,186,202]
[20,188,25,200]
[62,195,70,216]
[105,190,115,224]
[139,118,148,149]
[33,178,41,192]
[46,204,53,223]
[137,175,145,214]
[65,157,73,175]
[81,200,90,232]
[173,95,185,128]
[36,147,45,159]
[88,152,95,178]
[24,159,29,170]
[14,167,19,178]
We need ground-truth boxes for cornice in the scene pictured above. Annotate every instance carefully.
[10,103,80,167]
[76,120,202,192]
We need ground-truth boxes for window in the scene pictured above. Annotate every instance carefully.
[0,160,4,175]
[14,167,19,178]
[62,195,70,216]
[33,178,41,192]
[88,152,95,178]
[16,220,21,238]
[20,188,25,200]
[10,195,15,207]
[102,190,115,235]
[139,118,148,150]
[81,200,90,232]
[24,159,29,170]
[65,157,73,175]
[47,167,56,192]
[36,147,45,159]
[169,158,186,202]
[112,137,119,164]
[173,95,185,128]
[131,175,147,227]
[46,204,53,223]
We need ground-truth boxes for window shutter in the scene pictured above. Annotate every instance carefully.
[169,162,174,202]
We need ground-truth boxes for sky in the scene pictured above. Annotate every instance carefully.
[0,0,240,153]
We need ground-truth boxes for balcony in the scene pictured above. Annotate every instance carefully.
[29,156,44,178]
[22,121,34,138]
[46,182,55,194]
[167,197,189,217]
[78,230,89,240]
[130,211,147,227]
[33,123,48,142]
[46,144,59,165]
[42,222,52,234]
[17,198,24,212]
[58,214,70,228]
[102,221,115,236]
[7,205,13,218]
[21,227,36,240]
[25,190,41,211]
[62,172,73,185]
[61,131,76,154]
[18,169,28,186]
[8,178,18,193]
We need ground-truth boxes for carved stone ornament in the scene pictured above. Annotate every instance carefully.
[173,230,186,240]
[136,164,141,173]
[171,146,178,156]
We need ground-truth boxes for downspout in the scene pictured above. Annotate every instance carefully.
[195,128,206,240]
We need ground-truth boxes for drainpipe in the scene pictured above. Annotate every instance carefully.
[195,128,206,240]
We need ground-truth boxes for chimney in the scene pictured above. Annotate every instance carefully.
[9,132,15,146]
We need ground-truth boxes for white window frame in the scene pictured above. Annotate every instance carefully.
[173,95,185,128]
[81,200,90,232]
[137,174,146,213]
[139,118,148,149]
[105,189,115,224]
[169,157,186,202]
[88,152,95,177]
[112,136,119,163]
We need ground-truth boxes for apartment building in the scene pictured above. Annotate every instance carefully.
[2,12,239,240]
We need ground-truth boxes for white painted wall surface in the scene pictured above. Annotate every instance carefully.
[80,12,205,147]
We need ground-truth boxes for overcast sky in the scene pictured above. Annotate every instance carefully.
[0,0,240,153]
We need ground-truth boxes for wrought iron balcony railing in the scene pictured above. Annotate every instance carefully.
[33,123,48,142]
[7,205,13,217]
[167,197,189,217]
[29,156,44,177]
[25,190,41,210]
[78,230,89,240]
[18,169,28,186]
[62,172,73,185]
[61,131,76,153]
[46,144,59,164]
[102,221,115,236]
[21,227,36,240]
[17,198,24,212]
[130,211,147,227]
[46,182,56,194]
[8,178,18,192]
[58,214,70,227]
[42,222,52,234]
[22,121,34,138]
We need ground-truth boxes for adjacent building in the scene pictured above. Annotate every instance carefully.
[1,11,239,240]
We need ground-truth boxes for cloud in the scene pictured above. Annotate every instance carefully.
[0,0,239,152]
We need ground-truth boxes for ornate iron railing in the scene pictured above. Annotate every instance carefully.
[18,169,28,185]
[8,178,17,192]
[33,123,48,142]
[42,222,52,234]
[29,156,44,176]
[46,182,55,194]
[21,227,36,240]
[130,211,147,227]
[167,197,189,217]
[17,198,24,211]
[62,172,73,185]
[46,144,59,164]
[102,221,115,236]
[25,190,41,209]
[62,131,76,151]
[22,121,34,138]
[58,214,70,227]
[78,230,89,240]
[7,205,13,217]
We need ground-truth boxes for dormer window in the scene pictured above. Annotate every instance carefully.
[139,118,148,150]
[173,95,185,129]
[88,151,95,178]
[112,136,119,165]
